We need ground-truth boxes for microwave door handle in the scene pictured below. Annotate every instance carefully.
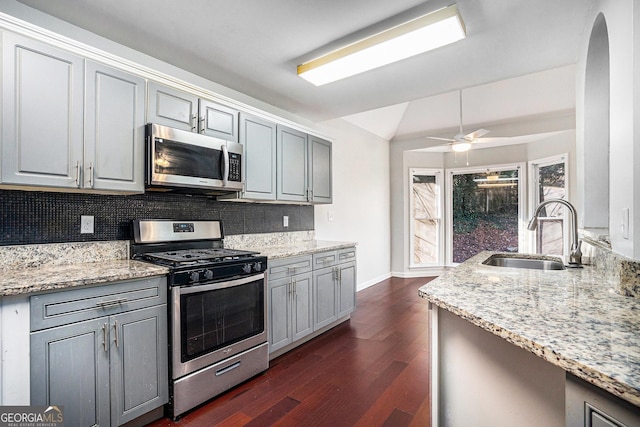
[221,144,229,186]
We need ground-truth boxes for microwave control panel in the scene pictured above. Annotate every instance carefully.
[229,153,241,182]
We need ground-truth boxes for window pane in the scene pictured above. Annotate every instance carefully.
[452,170,519,263]
[538,163,566,216]
[414,219,438,264]
[411,172,440,266]
[537,219,564,255]
[413,175,438,219]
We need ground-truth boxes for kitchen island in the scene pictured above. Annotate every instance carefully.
[419,251,640,427]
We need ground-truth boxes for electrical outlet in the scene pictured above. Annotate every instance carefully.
[81,215,94,234]
[327,211,335,222]
[283,215,289,228]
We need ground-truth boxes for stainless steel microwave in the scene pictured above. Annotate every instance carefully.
[146,123,243,194]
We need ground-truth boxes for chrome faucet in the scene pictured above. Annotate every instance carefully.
[527,198,582,267]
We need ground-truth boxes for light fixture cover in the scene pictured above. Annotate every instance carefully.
[451,141,471,152]
[298,4,466,86]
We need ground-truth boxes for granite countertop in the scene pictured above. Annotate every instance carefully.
[418,251,640,407]
[228,240,357,260]
[1,259,168,297]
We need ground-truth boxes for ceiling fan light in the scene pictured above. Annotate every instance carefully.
[298,4,466,86]
[451,141,471,152]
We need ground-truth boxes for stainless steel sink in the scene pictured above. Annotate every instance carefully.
[482,254,566,270]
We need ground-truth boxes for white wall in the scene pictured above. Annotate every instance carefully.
[576,0,640,259]
[315,120,391,290]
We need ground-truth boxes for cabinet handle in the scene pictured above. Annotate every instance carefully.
[74,161,80,187]
[113,320,119,348]
[95,297,128,308]
[287,266,297,274]
[102,323,108,352]
[87,162,94,188]
[293,279,297,296]
[199,116,205,133]
[190,114,197,131]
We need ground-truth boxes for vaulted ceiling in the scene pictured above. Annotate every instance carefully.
[15,0,593,140]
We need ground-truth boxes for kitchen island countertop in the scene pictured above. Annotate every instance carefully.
[418,251,640,408]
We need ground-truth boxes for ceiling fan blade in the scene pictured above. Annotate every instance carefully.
[426,136,456,142]
[463,128,490,141]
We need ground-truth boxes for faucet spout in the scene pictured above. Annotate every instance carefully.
[528,198,582,266]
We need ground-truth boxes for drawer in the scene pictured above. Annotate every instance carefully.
[313,251,338,269]
[268,255,312,281]
[30,276,167,331]
[337,247,356,263]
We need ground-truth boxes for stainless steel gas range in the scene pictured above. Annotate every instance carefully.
[131,219,268,419]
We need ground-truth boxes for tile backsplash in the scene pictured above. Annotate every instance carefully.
[0,189,314,245]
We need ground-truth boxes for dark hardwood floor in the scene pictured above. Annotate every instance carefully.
[148,276,434,427]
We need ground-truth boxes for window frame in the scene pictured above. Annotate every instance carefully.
[445,162,527,266]
[527,153,569,256]
[409,168,445,268]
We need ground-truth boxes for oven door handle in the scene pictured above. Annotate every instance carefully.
[177,272,265,295]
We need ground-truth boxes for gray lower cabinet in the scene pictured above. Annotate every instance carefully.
[312,248,357,330]
[148,81,239,142]
[268,273,313,353]
[268,247,356,354]
[30,277,168,427]
[268,255,313,353]
[566,374,640,427]
[2,31,146,192]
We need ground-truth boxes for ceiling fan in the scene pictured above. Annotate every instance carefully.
[426,90,490,152]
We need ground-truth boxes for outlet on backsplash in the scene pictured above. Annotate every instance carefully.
[81,215,94,234]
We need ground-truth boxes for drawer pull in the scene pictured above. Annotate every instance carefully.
[339,252,355,259]
[216,361,241,376]
[96,298,128,308]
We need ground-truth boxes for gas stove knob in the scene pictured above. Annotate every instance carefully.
[204,269,214,280]
[253,261,263,272]
[242,263,252,274]
[190,271,200,282]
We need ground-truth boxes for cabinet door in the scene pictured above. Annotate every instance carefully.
[268,276,292,353]
[277,126,308,202]
[291,272,313,342]
[31,318,110,427]
[338,262,357,318]
[85,61,146,192]
[313,267,338,330]
[148,81,198,131]
[2,32,84,188]
[308,135,333,204]
[240,113,277,200]
[200,99,239,142]
[110,305,168,426]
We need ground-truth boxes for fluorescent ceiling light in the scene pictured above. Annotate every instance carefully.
[297,4,466,86]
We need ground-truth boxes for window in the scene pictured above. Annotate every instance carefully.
[528,155,568,256]
[410,169,443,267]
[447,164,525,264]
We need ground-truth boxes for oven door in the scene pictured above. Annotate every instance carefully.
[171,272,266,379]
[147,123,243,192]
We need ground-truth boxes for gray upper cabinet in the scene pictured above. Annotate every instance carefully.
[1,32,145,193]
[85,61,145,192]
[2,32,84,188]
[277,125,308,202]
[148,82,239,142]
[308,135,333,204]
[240,113,277,200]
